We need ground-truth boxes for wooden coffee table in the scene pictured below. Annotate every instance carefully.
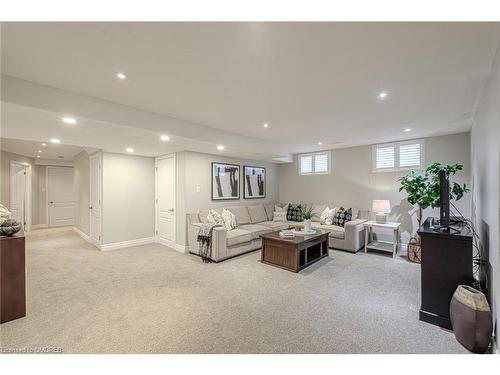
[260,230,330,273]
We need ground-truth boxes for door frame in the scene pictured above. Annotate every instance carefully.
[155,154,176,248]
[89,152,103,247]
[46,166,74,227]
[10,161,32,232]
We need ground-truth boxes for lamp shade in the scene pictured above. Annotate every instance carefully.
[372,200,391,214]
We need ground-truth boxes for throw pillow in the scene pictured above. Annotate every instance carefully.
[274,204,287,212]
[273,211,287,222]
[221,208,236,231]
[207,210,224,226]
[287,204,302,222]
[333,207,353,227]
[320,206,336,225]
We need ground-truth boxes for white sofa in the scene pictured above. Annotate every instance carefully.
[187,203,369,262]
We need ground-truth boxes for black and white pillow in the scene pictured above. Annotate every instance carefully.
[286,204,302,222]
[333,207,352,227]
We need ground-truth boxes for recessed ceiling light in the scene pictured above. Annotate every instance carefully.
[42,143,47,147]
[38,150,42,153]
[317,141,323,145]
[160,134,170,141]
[116,72,127,80]
[62,117,77,125]
[378,91,388,99]
[36,155,40,158]
[217,145,224,151]
[404,128,412,132]
[263,123,269,128]
[50,138,61,144]
[126,147,134,153]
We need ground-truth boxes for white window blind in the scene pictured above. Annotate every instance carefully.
[299,151,330,175]
[300,155,313,174]
[399,142,422,167]
[314,153,329,173]
[375,145,395,169]
[373,140,424,172]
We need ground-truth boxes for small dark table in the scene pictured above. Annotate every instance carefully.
[1,232,26,324]
[260,230,330,273]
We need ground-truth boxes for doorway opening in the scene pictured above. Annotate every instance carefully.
[9,161,32,231]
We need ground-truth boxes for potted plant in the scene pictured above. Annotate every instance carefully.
[301,205,314,232]
[399,162,469,228]
[399,162,469,262]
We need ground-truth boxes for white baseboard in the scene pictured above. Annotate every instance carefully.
[31,224,48,230]
[156,237,187,254]
[72,226,91,242]
[100,237,155,251]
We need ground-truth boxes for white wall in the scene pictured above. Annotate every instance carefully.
[101,152,155,244]
[278,133,471,246]
[176,151,280,246]
[471,42,500,347]
[73,151,90,235]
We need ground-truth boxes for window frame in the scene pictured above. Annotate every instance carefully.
[372,139,425,173]
[298,151,331,175]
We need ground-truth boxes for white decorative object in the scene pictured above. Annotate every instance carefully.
[0,204,12,225]
[274,205,287,212]
[207,210,224,225]
[273,211,287,222]
[372,200,391,224]
[221,209,236,231]
[303,219,312,232]
[320,206,336,225]
[291,229,316,235]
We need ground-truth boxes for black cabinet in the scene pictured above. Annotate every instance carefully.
[418,217,473,329]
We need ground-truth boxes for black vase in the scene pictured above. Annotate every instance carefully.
[450,285,493,353]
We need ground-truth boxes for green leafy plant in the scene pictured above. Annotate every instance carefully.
[301,205,314,220]
[398,162,469,228]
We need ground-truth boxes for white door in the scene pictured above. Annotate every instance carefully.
[47,167,75,227]
[10,163,26,227]
[89,153,102,245]
[156,156,176,247]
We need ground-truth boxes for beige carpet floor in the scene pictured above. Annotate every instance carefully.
[0,227,467,354]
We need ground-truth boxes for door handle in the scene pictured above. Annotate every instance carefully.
[89,206,93,210]
[168,208,175,212]
[49,201,54,204]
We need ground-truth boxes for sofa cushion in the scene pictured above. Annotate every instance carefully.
[286,204,302,221]
[311,222,345,239]
[259,221,290,231]
[238,224,272,240]
[207,210,224,225]
[264,204,275,221]
[221,208,236,231]
[311,205,327,222]
[273,211,287,222]
[199,208,221,223]
[226,206,251,225]
[333,207,352,227]
[226,228,252,247]
[248,205,267,223]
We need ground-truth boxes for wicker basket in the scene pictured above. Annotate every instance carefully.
[408,236,421,263]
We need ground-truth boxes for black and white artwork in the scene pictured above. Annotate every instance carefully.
[212,162,240,200]
[244,166,266,199]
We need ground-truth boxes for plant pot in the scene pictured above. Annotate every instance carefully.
[303,219,312,232]
[450,285,493,353]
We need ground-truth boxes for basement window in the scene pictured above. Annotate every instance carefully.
[299,151,331,175]
[372,139,424,172]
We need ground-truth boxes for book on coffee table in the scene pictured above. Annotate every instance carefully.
[279,230,294,238]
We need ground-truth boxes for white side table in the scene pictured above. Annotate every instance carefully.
[363,221,401,259]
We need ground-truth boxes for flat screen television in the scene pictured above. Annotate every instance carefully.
[439,169,450,228]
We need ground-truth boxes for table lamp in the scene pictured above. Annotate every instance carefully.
[372,200,391,224]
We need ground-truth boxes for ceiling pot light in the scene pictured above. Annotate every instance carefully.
[126,147,134,153]
[36,155,40,158]
[404,128,412,132]
[42,143,47,147]
[217,145,224,151]
[50,138,61,144]
[317,142,323,145]
[116,72,127,80]
[62,117,77,125]
[378,91,388,99]
[38,150,42,153]
[160,134,170,141]
[263,123,269,128]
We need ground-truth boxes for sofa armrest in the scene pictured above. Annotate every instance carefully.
[344,219,367,250]
[186,218,228,262]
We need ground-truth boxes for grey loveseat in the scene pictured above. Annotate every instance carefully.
[187,203,369,262]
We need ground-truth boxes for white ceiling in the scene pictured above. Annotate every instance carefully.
[1,22,499,160]
[0,137,96,160]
